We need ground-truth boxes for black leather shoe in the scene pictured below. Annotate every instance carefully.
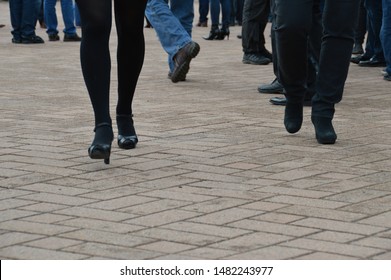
[358,58,387,67]
[311,116,337,144]
[21,35,45,44]
[284,102,303,134]
[64,33,82,42]
[384,74,391,81]
[258,78,284,94]
[269,96,312,106]
[116,115,138,149]
[351,54,371,64]
[352,43,364,55]
[242,53,271,65]
[88,123,113,164]
[171,41,200,83]
[168,71,186,81]
[12,37,22,44]
[48,33,60,41]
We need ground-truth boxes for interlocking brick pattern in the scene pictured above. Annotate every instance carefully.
[1,2,391,259]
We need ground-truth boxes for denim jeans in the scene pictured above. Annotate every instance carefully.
[274,0,360,118]
[364,0,384,61]
[380,0,391,75]
[199,0,210,23]
[74,1,81,26]
[9,0,41,40]
[210,0,231,26]
[44,0,77,35]
[145,0,194,72]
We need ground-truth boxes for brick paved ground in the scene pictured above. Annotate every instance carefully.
[1,2,391,260]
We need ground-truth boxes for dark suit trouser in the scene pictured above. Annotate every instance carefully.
[274,0,360,118]
[241,0,270,54]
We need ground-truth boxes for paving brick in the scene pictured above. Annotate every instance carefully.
[229,219,319,237]
[134,228,224,246]
[189,208,262,225]
[60,229,154,247]
[182,197,251,213]
[0,220,76,236]
[19,192,97,206]
[24,237,83,250]
[293,218,386,235]
[210,232,293,252]
[0,232,44,248]
[58,218,145,233]
[306,231,364,243]
[162,221,251,238]
[54,206,137,222]
[136,241,196,254]
[266,195,349,209]
[0,245,88,260]
[282,238,385,258]
[125,209,200,227]
[179,247,237,259]
[64,242,163,259]
[278,205,367,221]
[225,245,310,260]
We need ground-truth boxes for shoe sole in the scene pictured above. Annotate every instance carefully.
[171,43,200,83]
[258,88,284,94]
[242,59,271,65]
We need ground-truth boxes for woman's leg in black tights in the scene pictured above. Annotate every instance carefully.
[114,0,147,140]
[76,0,113,161]
[114,0,147,117]
[76,0,112,127]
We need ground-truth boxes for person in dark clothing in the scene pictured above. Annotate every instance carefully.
[264,0,322,108]
[274,0,360,144]
[241,0,272,65]
[75,0,147,164]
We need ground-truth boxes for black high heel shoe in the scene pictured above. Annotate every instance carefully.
[203,25,220,40]
[117,115,138,149]
[88,123,113,164]
[217,25,230,40]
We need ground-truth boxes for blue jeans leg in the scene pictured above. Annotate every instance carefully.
[210,0,231,26]
[9,0,40,39]
[381,0,391,74]
[365,0,384,60]
[145,0,193,72]
[210,0,221,25]
[60,0,76,35]
[199,0,210,23]
[74,1,81,26]
[170,0,194,36]
[44,0,59,35]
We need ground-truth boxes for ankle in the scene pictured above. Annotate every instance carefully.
[311,116,337,144]
[284,102,303,134]
[116,115,136,136]
[92,123,113,145]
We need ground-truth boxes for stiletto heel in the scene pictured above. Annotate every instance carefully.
[217,25,230,40]
[117,115,138,149]
[88,123,113,164]
[203,25,220,40]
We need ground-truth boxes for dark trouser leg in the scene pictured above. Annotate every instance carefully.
[274,0,312,104]
[312,0,360,118]
[242,0,270,54]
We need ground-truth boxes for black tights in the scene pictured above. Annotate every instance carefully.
[76,0,147,127]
